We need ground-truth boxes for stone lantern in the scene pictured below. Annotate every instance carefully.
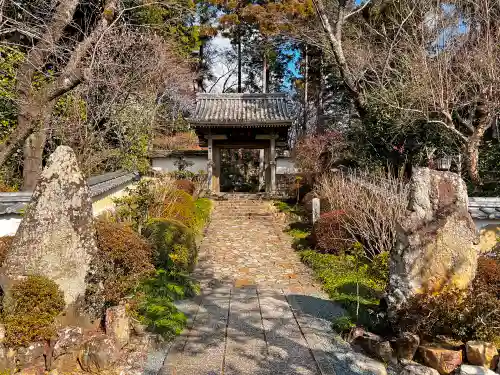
[435,155,452,171]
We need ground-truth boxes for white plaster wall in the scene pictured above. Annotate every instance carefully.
[91,182,136,216]
[0,215,22,237]
[152,155,208,174]
[0,181,136,237]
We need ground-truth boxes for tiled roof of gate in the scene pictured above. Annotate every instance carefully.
[188,93,294,127]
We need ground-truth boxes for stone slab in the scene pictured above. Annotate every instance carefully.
[224,292,267,375]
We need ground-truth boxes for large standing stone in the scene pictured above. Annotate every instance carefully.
[387,167,479,312]
[0,146,97,307]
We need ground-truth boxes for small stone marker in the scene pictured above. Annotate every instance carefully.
[312,197,320,224]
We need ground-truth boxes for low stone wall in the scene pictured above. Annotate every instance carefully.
[0,170,139,237]
[468,197,500,252]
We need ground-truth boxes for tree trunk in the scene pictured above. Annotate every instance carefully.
[237,30,242,93]
[312,0,368,119]
[23,130,47,190]
[303,45,308,132]
[466,121,490,187]
[0,0,118,172]
[262,51,268,93]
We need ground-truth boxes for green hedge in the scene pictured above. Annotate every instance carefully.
[143,218,197,272]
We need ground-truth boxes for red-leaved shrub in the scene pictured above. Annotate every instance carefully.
[95,218,154,304]
[393,255,500,346]
[312,210,352,253]
[474,255,500,296]
[175,179,195,195]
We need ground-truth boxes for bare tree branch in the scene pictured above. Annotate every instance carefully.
[344,0,372,21]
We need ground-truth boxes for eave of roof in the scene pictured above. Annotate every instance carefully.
[188,93,295,127]
[189,120,292,127]
[0,170,138,215]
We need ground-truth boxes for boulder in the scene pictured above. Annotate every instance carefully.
[131,319,147,337]
[0,324,5,344]
[459,365,497,375]
[434,336,464,351]
[78,335,120,373]
[0,346,17,373]
[353,331,395,363]
[387,167,479,313]
[17,366,45,375]
[105,305,130,348]
[401,364,440,375]
[395,332,420,360]
[53,326,83,359]
[466,341,499,369]
[17,342,45,368]
[0,146,98,307]
[419,345,462,374]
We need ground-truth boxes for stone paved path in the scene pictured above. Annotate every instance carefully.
[159,196,387,375]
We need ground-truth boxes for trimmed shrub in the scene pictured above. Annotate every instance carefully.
[194,198,212,231]
[312,210,352,254]
[113,176,178,230]
[4,275,65,347]
[175,179,195,195]
[95,218,154,304]
[143,218,197,271]
[0,236,13,266]
[393,255,500,345]
[157,190,197,230]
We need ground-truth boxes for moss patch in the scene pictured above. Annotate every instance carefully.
[299,250,388,331]
[129,269,199,340]
[3,275,65,347]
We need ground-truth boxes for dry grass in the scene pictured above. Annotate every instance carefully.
[152,132,199,150]
[318,170,409,257]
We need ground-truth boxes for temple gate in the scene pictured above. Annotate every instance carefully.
[187,93,294,194]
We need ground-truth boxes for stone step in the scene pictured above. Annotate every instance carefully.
[213,209,272,213]
[213,208,271,212]
[214,207,272,211]
[212,212,274,218]
[215,202,272,207]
